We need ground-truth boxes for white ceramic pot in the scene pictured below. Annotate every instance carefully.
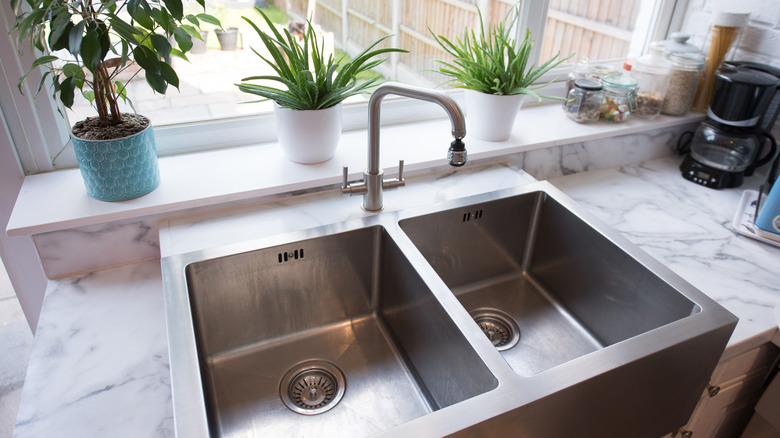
[274,102,342,164]
[464,90,525,142]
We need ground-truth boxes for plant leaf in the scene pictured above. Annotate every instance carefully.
[35,70,51,94]
[132,45,161,74]
[60,76,75,108]
[144,70,168,94]
[62,63,84,78]
[108,15,143,42]
[68,20,85,55]
[82,90,96,105]
[180,24,202,40]
[79,28,101,72]
[162,0,183,21]
[172,28,193,52]
[132,7,155,30]
[185,14,200,28]
[159,62,179,89]
[115,81,128,101]
[195,13,220,27]
[150,34,172,62]
[49,11,72,50]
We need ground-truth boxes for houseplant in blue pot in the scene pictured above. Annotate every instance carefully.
[13,0,218,201]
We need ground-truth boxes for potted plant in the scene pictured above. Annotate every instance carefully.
[211,4,239,51]
[215,27,239,50]
[236,8,406,164]
[12,0,218,201]
[431,6,573,141]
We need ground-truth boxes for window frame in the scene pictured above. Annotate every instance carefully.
[2,0,686,174]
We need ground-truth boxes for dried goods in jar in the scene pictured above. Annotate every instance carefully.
[635,91,664,117]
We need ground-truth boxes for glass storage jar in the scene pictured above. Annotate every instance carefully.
[600,74,637,123]
[564,57,592,106]
[565,79,603,123]
[591,64,619,84]
[630,43,672,119]
[658,32,700,55]
[662,52,707,116]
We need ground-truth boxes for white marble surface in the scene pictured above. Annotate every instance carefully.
[6,105,701,237]
[15,153,780,437]
[550,156,780,358]
[12,260,173,438]
[33,219,160,278]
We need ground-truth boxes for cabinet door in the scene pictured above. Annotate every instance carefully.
[672,344,780,438]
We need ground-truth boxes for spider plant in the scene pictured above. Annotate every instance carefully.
[430,5,573,102]
[236,8,407,110]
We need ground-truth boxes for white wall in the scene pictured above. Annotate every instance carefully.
[0,107,47,333]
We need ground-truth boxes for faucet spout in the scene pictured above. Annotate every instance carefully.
[360,82,467,211]
[368,82,467,173]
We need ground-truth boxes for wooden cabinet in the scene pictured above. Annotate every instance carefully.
[668,343,780,438]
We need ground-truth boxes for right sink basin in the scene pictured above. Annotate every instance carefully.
[399,189,701,377]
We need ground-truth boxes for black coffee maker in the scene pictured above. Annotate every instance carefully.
[680,63,780,189]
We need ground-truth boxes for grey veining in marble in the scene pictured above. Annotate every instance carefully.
[13,260,173,438]
[519,122,696,180]
[34,219,160,278]
[550,155,780,351]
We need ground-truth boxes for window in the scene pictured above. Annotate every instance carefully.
[2,0,683,173]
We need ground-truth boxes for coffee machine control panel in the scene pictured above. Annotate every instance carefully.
[684,169,720,187]
[680,155,741,189]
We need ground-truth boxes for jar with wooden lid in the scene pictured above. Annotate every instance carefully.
[662,52,707,116]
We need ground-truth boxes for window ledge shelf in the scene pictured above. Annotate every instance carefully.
[6,104,703,237]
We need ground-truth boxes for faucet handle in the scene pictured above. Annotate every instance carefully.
[382,160,406,190]
[342,166,367,195]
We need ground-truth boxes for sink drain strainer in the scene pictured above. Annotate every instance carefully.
[470,308,520,351]
[280,360,345,415]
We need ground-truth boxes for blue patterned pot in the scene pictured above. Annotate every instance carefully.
[71,122,160,201]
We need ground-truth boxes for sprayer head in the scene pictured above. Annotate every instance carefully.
[448,138,467,167]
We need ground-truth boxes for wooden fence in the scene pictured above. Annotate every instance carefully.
[285,0,640,86]
[541,0,640,64]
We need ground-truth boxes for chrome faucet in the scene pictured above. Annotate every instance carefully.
[342,82,468,211]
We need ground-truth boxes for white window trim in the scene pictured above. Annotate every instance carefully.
[2,0,685,174]
[0,0,69,174]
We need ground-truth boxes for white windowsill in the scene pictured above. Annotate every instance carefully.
[6,103,703,237]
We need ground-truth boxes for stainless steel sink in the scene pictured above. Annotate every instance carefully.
[162,181,737,438]
[399,190,700,376]
[163,225,497,437]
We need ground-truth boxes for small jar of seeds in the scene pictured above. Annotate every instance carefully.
[661,52,707,116]
[565,79,603,123]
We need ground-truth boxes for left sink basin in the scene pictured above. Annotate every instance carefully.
[162,225,497,437]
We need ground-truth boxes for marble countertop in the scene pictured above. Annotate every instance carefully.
[549,155,780,354]
[13,155,780,437]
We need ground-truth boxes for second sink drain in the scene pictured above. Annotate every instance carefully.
[280,360,346,415]
[470,308,520,351]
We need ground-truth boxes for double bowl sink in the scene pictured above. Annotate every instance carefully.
[162,181,737,437]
